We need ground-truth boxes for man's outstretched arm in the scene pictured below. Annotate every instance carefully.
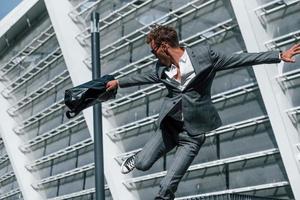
[211,44,300,71]
[106,69,160,91]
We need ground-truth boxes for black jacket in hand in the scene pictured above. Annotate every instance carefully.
[64,74,117,119]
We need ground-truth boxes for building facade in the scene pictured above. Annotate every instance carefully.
[0,0,299,199]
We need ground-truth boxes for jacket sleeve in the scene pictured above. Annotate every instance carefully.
[209,46,281,71]
[117,69,160,88]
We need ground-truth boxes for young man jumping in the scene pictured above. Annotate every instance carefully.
[106,25,300,199]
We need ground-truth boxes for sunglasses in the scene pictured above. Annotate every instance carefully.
[151,45,161,55]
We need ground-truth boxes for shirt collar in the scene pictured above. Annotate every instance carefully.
[167,49,187,71]
[169,64,177,72]
[179,49,187,63]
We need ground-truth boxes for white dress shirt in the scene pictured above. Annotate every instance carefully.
[165,49,195,90]
[165,49,195,121]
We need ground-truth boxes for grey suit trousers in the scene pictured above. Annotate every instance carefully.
[134,117,206,200]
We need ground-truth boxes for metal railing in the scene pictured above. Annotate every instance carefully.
[276,67,300,90]
[68,0,102,22]
[48,188,95,200]
[98,0,217,57]
[265,29,300,49]
[254,0,300,17]
[1,47,62,98]
[0,171,15,184]
[0,154,9,166]
[276,68,300,83]
[32,163,94,190]
[175,181,289,200]
[7,70,70,116]
[75,0,154,45]
[106,114,159,140]
[211,82,259,104]
[191,193,283,200]
[85,19,237,73]
[105,83,165,110]
[0,26,55,79]
[26,138,92,171]
[48,186,109,200]
[0,188,21,200]
[123,148,279,188]
[206,115,269,137]
[83,0,221,64]
[286,106,300,124]
[13,99,65,134]
[19,115,85,153]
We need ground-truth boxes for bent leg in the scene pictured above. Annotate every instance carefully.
[135,127,177,171]
[155,132,206,200]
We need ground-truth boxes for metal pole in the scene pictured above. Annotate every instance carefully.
[91,12,105,200]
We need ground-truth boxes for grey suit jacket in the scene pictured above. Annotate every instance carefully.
[118,45,281,135]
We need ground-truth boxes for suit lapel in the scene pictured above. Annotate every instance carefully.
[182,48,200,90]
[183,47,213,91]
[186,48,201,74]
[157,63,180,89]
[157,65,166,79]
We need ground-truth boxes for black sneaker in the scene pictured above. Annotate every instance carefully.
[121,154,136,174]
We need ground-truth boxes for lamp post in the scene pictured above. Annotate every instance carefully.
[91,12,105,200]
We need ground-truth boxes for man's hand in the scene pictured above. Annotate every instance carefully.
[280,44,300,63]
[106,80,119,91]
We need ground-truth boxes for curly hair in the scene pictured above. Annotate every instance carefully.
[146,24,180,48]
